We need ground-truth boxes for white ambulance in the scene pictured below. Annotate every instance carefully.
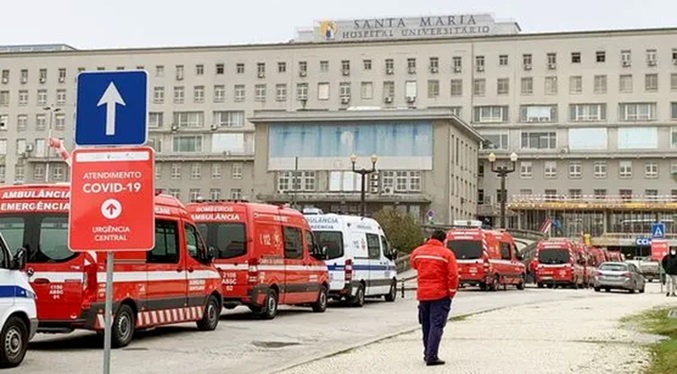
[0,233,37,368]
[304,210,398,307]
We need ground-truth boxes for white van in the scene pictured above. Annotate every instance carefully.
[304,213,397,307]
[0,233,37,368]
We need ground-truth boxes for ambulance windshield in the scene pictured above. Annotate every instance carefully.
[538,248,570,264]
[313,231,343,260]
[197,222,247,259]
[446,240,483,260]
[0,214,74,262]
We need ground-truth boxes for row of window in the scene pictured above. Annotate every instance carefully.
[0,89,67,107]
[489,160,667,180]
[4,46,675,86]
[0,164,66,183]
[276,170,423,193]
[158,162,243,180]
[164,187,245,202]
[480,188,677,204]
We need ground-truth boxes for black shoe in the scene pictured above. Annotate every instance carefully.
[426,359,445,366]
[668,293,671,297]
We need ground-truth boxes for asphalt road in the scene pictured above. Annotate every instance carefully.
[13,286,598,374]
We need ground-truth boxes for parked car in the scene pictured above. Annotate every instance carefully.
[593,262,645,293]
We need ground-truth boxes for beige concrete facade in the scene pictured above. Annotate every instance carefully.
[0,20,677,224]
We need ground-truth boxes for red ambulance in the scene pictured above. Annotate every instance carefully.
[534,238,586,289]
[186,201,330,319]
[0,184,223,348]
[446,220,526,291]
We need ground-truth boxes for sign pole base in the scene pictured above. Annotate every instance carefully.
[103,251,114,374]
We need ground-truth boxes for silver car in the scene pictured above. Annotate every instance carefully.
[593,262,646,293]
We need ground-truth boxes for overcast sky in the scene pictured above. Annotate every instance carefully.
[2,0,675,49]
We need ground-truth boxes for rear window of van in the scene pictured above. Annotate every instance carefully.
[538,248,570,264]
[314,231,344,260]
[447,240,483,260]
[197,222,247,259]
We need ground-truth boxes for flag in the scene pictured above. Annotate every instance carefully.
[539,217,552,234]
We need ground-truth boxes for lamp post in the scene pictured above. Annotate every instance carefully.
[350,153,378,217]
[488,152,518,229]
[43,105,62,183]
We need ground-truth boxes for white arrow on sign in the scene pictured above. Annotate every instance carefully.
[97,82,126,136]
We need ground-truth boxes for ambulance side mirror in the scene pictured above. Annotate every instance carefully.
[515,252,523,261]
[206,246,217,263]
[11,247,27,271]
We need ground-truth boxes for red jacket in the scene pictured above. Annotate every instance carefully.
[409,239,459,301]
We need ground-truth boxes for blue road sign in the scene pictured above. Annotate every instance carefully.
[651,222,666,239]
[75,71,148,146]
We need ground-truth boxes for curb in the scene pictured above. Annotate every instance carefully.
[266,294,594,374]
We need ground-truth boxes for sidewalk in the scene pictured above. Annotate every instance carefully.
[281,284,677,374]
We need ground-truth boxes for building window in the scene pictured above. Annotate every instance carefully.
[646,49,657,66]
[620,75,633,93]
[406,58,416,73]
[544,161,557,179]
[522,54,532,68]
[18,90,28,106]
[278,62,286,73]
[276,84,287,102]
[196,64,204,75]
[277,171,316,192]
[385,59,394,73]
[569,76,582,94]
[382,81,394,100]
[363,59,372,70]
[317,82,330,100]
[645,74,658,92]
[645,189,659,201]
[173,86,185,104]
[672,74,677,91]
[473,79,486,96]
[571,52,581,63]
[621,50,632,66]
[175,65,184,80]
[544,189,558,202]
[234,85,245,102]
[596,51,606,63]
[547,52,557,66]
[236,63,245,74]
[520,77,533,95]
[209,189,221,200]
[54,113,65,130]
[213,85,225,103]
[211,164,222,179]
[475,56,485,71]
[56,89,66,106]
[499,55,508,66]
[482,132,509,150]
[296,83,308,101]
[521,131,557,150]
[35,114,46,131]
[341,60,350,74]
[593,75,607,94]
[168,189,180,199]
[427,80,439,98]
[16,115,27,132]
[594,189,607,200]
[190,163,201,179]
[298,61,308,75]
[339,82,351,100]
[593,161,607,178]
[36,90,47,106]
[230,189,242,200]
[619,160,633,178]
[0,91,8,106]
[319,61,329,72]
[570,103,606,122]
[193,85,204,103]
[189,189,201,201]
[148,112,163,128]
[213,111,244,128]
[520,105,557,123]
[215,63,224,75]
[496,78,509,95]
[33,164,45,181]
[619,102,657,121]
[361,82,373,99]
[256,62,265,76]
[255,84,266,102]
[569,189,582,200]
[450,79,463,96]
[173,111,204,128]
[153,86,165,104]
[545,76,558,95]
[672,103,677,121]
[569,161,582,179]
[619,189,633,201]
[232,163,243,179]
[172,135,203,152]
[148,137,161,153]
[171,163,181,179]
[645,161,658,179]
[473,106,509,123]
[520,162,532,179]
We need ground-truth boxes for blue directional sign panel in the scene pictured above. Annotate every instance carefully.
[75,71,148,146]
[651,222,666,239]
[636,237,652,246]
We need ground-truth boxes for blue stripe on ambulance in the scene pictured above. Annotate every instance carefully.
[0,285,36,299]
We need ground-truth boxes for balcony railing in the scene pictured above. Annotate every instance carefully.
[509,194,677,211]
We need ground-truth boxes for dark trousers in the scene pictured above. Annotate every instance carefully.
[418,297,452,362]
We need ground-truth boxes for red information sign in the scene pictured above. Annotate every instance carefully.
[68,146,155,252]
[651,239,669,261]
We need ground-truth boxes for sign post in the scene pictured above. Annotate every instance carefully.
[651,222,667,294]
[69,70,151,374]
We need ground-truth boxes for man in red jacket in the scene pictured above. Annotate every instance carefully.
[409,229,459,367]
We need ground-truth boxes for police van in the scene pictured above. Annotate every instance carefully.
[304,210,397,306]
[0,233,37,368]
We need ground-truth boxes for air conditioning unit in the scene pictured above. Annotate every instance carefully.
[340,96,350,104]
[523,64,532,71]
[210,124,218,131]
[386,68,394,75]
[299,70,307,77]
[58,76,65,83]
[430,66,439,73]
[0,122,6,130]
[622,60,631,67]
[39,77,46,83]
[341,69,350,76]
[476,65,484,72]
[170,124,179,132]
[673,59,677,66]
[223,151,232,156]
[1,77,7,84]
[277,189,286,195]
[176,73,184,80]
[25,144,34,152]
[547,63,556,70]
[408,67,416,74]
[382,187,394,195]
[559,146,569,154]
[484,195,493,204]
[454,66,462,73]
[406,96,416,103]
[257,72,265,78]
[20,77,27,84]
[384,96,393,104]
[648,60,657,66]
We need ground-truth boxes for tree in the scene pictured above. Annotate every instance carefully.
[373,208,425,254]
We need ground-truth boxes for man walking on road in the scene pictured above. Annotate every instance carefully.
[661,248,677,297]
[409,229,459,367]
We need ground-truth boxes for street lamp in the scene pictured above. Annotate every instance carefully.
[350,153,378,217]
[43,105,62,183]
[488,152,518,229]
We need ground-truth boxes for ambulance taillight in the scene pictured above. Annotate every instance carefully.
[247,258,259,284]
[344,259,353,283]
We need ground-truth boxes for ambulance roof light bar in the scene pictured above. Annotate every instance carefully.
[452,220,483,228]
[302,207,324,215]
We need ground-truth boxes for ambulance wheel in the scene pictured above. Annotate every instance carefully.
[0,316,28,368]
[260,289,279,320]
[312,286,328,313]
[516,275,526,290]
[479,283,488,291]
[111,304,135,348]
[385,280,397,302]
[594,287,601,292]
[488,275,499,292]
[537,283,544,289]
[351,283,365,307]
[197,295,220,331]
